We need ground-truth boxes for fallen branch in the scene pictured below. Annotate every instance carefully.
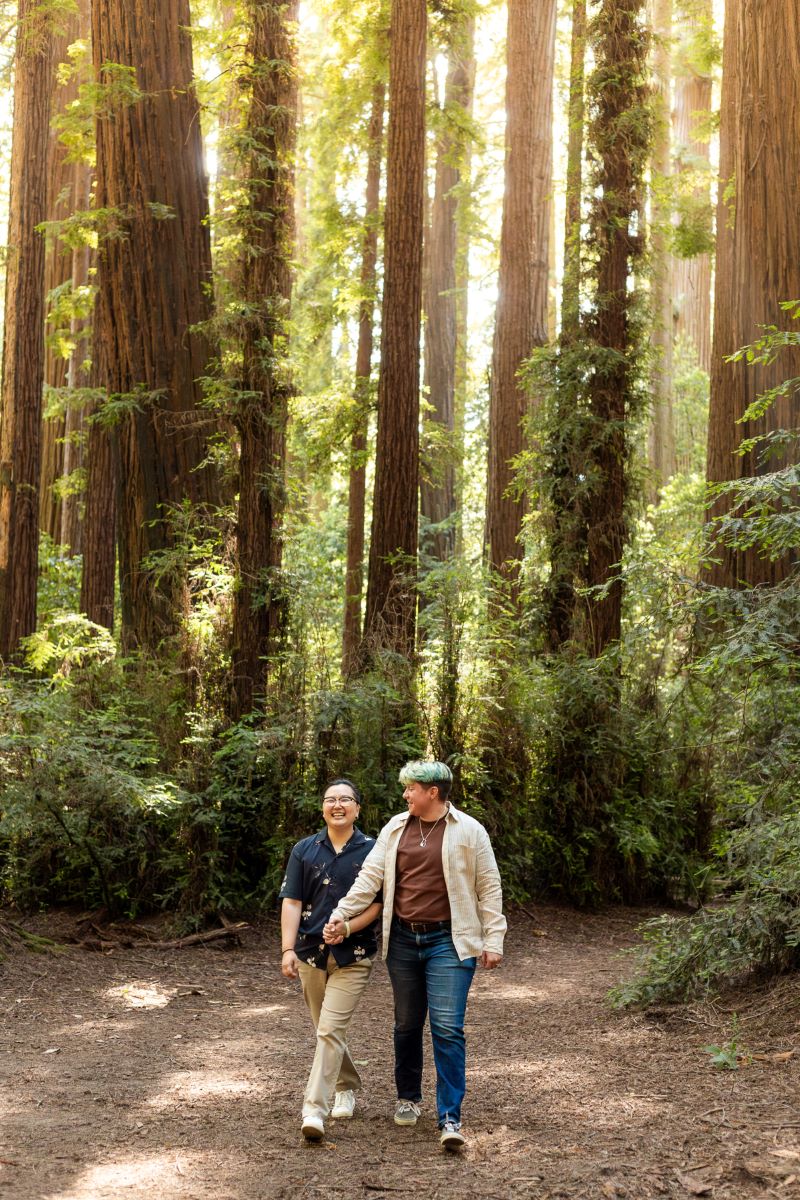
[132,923,249,950]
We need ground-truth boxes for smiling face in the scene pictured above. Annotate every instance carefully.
[322,783,360,836]
[402,780,446,822]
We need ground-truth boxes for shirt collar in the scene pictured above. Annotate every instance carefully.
[397,803,459,823]
[315,826,366,851]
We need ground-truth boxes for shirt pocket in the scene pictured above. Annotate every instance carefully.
[448,841,478,885]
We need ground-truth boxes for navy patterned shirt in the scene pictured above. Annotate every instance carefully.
[279,827,379,968]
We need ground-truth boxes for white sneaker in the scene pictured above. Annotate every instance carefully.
[331,1090,356,1119]
[301,1115,325,1142]
[394,1099,421,1126]
[440,1120,465,1150]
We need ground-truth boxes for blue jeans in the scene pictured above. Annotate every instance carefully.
[386,918,477,1126]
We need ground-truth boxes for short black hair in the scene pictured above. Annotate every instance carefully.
[325,777,362,804]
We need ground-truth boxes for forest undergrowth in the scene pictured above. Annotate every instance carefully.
[3,399,800,1010]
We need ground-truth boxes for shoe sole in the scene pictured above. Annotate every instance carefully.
[440,1134,465,1151]
[331,1110,354,1120]
[301,1124,325,1142]
[394,1116,419,1126]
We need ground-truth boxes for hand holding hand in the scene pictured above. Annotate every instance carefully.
[323,917,345,944]
[281,950,300,979]
[481,950,502,970]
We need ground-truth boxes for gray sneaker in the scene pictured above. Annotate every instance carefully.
[394,1099,421,1126]
[440,1120,465,1150]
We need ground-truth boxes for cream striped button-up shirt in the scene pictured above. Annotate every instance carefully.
[330,803,507,961]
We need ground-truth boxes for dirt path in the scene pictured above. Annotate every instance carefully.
[2,906,799,1199]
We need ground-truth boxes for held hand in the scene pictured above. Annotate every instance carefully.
[281,950,300,979]
[323,917,345,944]
[481,950,503,970]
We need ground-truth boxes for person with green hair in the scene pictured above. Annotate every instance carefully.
[324,759,506,1151]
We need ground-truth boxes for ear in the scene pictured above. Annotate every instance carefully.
[429,784,440,803]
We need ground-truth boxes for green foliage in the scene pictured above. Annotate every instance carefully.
[37,532,82,623]
[703,1033,747,1071]
[672,191,714,260]
[611,318,800,1004]
[0,667,190,914]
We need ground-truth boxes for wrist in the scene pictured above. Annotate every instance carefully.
[281,948,295,955]
[344,919,351,939]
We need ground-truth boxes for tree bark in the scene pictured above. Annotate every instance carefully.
[420,18,473,566]
[561,0,586,347]
[342,81,384,676]
[80,321,116,630]
[229,0,298,719]
[92,0,219,652]
[39,18,78,545]
[60,157,94,556]
[706,0,800,588]
[363,0,427,660]
[0,2,56,658]
[648,0,676,492]
[485,0,556,593]
[545,0,587,652]
[672,0,713,373]
[452,19,476,555]
[584,0,649,655]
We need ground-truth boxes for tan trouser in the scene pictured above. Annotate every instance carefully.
[298,956,373,1121]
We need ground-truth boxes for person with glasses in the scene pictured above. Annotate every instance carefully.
[324,760,506,1152]
[279,778,382,1142]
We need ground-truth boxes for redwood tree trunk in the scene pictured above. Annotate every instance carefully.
[420,20,473,565]
[0,3,55,658]
[561,0,586,346]
[453,19,476,554]
[229,0,298,718]
[39,18,78,545]
[80,324,116,630]
[672,0,713,373]
[485,0,556,591]
[342,81,384,676]
[92,0,219,651]
[545,0,587,652]
[648,0,676,492]
[706,0,800,588]
[584,0,649,655]
[363,0,427,660]
[60,157,94,556]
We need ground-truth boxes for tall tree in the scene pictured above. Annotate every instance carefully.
[561,0,586,347]
[39,16,79,546]
[60,157,93,554]
[79,328,116,630]
[420,13,474,566]
[92,0,219,650]
[706,0,800,588]
[584,0,650,654]
[362,0,427,660]
[648,0,675,492]
[452,16,476,554]
[485,0,556,594]
[544,0,587,651]
[342,80,385,676]
[671,0,713,372]
[229,0,299,718]
[0,1,57,658]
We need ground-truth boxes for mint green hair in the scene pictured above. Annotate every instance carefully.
[398,760,453,797]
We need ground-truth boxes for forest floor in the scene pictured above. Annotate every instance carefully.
[2,904,800,1200]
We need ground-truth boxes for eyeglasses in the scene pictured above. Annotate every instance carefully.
[323,797,357,806]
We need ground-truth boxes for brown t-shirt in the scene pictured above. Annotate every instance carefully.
[393,816,451,922]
